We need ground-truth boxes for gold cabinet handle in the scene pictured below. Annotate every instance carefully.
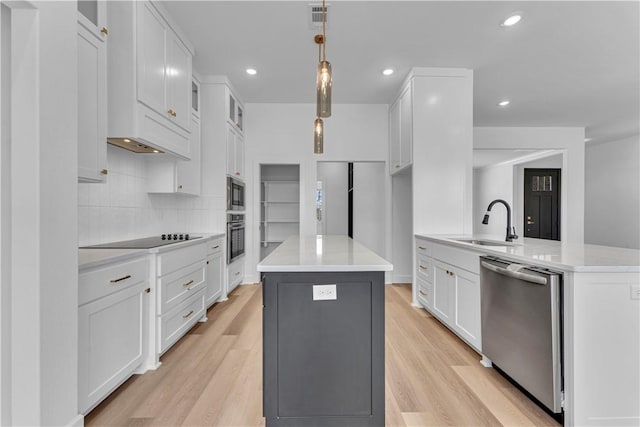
[446,270,455,277]
[110,274,131,283]
[418,246,426,250]
[100,27,109,36]
[212,245,220,250]
[182,280,194,287]
[419,289,427,296]
[178,184,183,189]
[167,109,177,117]
[182,310,194,319]
[101,169,108,175]
[235,271,240,276]
[419,264,427,270]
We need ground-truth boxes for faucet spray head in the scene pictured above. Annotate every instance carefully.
[482,213,490,225]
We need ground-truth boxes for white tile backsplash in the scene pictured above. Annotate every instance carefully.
[78,145,223,246]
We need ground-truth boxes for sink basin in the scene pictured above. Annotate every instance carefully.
[454,239,516,247]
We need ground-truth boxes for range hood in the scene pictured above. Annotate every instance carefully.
[107,137,165,154]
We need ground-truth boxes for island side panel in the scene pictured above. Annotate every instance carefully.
[262,271,385,427]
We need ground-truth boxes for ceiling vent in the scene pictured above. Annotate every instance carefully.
[309,3,329,30]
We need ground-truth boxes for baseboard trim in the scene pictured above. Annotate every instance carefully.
[66,414,84,427]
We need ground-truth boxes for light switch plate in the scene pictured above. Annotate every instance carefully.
[313,284,337,301]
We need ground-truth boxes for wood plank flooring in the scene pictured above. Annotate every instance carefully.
[85,284,560,427]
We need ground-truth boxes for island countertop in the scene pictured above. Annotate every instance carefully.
[257,235,393,272]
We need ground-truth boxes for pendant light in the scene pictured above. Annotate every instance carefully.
[314,118,324,154]
[315,0,331,118]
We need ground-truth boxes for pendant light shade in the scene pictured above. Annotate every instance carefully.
[314,118,324,154]
[316,60,332,118]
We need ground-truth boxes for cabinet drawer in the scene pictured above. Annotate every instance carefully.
[157,242,206,276]
[159,289,205,353]
[79,257,148,306]
[227,259,244,293]
[416,277,432,309]
[206,238,224,256]
[415,239,431,257]
[431,243,481,274]
[416,255,433,283]
[158,261,206,315]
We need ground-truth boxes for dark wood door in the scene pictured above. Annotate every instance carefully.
[524,169,560,240]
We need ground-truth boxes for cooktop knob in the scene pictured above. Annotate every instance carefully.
[173,234,178,240]
[179,234,184,240]
[185,234,190,240]
[161,234,166,240]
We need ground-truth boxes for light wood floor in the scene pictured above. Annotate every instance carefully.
[85,284,560,427]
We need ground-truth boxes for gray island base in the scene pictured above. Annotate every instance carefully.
[258,236,393,427]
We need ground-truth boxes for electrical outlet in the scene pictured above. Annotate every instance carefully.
[631,285,640,300]
[313,284,337,301]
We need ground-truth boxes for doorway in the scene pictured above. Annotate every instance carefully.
[316,162,385,256]
[524,168,560,240]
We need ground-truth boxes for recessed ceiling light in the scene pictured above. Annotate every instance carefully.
[498,100,510,107]
[382,68,394,76]
[246,68,257,75]
[502,14,522,27]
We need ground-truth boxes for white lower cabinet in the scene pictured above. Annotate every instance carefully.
[156,242,207,355]
[227,258,244,294]
[415,238,482,352]
[206,238,224,307]
[78,256,149,414]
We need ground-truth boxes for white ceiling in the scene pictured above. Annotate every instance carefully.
[162,1,640,144]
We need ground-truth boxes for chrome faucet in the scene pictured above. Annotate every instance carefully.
[482,199,518,242]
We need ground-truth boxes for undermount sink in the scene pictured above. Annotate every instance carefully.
[454,239,517,247]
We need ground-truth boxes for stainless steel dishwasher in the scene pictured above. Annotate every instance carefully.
[480,256,563,414]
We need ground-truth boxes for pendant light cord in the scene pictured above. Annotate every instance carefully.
[322,0,326,61]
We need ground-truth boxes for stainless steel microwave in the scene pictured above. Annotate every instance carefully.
[227,176,245,211]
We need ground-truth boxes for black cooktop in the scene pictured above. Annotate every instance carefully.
[81,234,202,249]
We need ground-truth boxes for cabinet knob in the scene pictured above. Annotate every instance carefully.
[178,184,183,189]
[101,169,108,175]
[235,172,240,176]
[100,27,109,36]
[167,109,177,117]
[395,165,400,168]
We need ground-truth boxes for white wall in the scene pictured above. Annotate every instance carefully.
[474,127,585,243]
[585,135,640,249]
[391,170,412,283]
[2,2,79,425]
[353,162,386,257]
[79,145,226,246]
[245,103,390,283]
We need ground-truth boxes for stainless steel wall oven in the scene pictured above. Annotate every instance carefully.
[227,213,245,264]
[227,176,245,211]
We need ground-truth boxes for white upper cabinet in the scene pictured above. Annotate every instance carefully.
[77,1,108,182]
[226,87,244,135]
[226,126,244,180]
[107,0,194,159]
[389,81,413,175]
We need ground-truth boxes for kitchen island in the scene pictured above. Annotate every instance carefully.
[414,234,640,427]
[257,235,393,427]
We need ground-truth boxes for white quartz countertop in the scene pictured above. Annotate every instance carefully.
[257,235,393,272]
[79,233,225,270]
[416,234,640,273]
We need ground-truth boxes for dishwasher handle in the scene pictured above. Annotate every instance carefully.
[481,260,548,285]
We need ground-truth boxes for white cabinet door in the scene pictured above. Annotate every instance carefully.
[206,252,224,307]
[399,82,413,169]
[77,20,107,182]
[389,98,401,174]
[226,126,244,180]
[166,33,191,131]
[432,260,454,322]
[78,282,146,414]
[453,268,481,350]
[175,115,201,195]
[137,1,166,115]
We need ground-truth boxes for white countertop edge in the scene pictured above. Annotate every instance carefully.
[257,264,393,273]
[415,234,640,273]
